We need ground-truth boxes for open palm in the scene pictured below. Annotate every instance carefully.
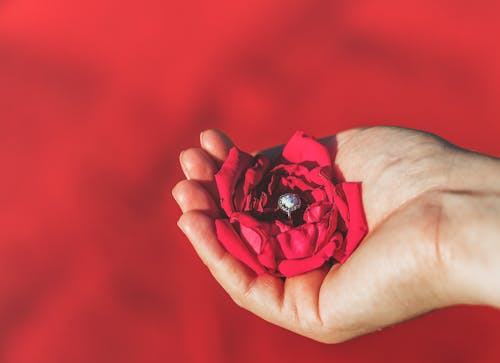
[173,127,468,343]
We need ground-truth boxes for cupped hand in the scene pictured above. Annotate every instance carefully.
[172,127,500,343]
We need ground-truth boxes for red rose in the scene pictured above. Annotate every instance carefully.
[214,131,368,278]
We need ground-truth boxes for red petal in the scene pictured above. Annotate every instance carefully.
[330,185,347,222]
[334,182,368,262]
[215,219,266,275]
[276,223,317,259]
[278,240,336,277]
[257,238,279,270]
[274,220,292,233]
[282,130,331,168]
[234,154,271,211]
[303,201,331,223]
[230,212,273,254]
[239,224,264,253]
[215,147,254,216]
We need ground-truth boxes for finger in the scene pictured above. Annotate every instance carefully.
[179,148,219,197]
[200,129,234,165]
[172,179,220,217]
[282,265,330,334]
[177,211,286,327]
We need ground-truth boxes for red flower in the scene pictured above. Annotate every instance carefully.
[214,131,368,277]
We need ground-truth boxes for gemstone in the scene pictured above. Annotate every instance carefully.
[278,193,301,218]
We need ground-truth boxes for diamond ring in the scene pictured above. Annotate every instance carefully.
[278,193,301,219]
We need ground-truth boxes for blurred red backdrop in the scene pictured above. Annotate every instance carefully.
[1,1,500,362]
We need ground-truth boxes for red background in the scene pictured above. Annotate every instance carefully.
[1,1,500,362]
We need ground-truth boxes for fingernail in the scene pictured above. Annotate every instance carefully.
[200,130,207,147]
[177,216,185,232]
[171,185,181,205]
[179,150,191,180]
[172,186,189,214]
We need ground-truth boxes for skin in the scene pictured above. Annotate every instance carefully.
[172,127,500,343]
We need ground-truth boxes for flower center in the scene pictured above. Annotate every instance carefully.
[278,193,301,219]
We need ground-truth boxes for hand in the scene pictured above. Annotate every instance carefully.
[172,127,500,343]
